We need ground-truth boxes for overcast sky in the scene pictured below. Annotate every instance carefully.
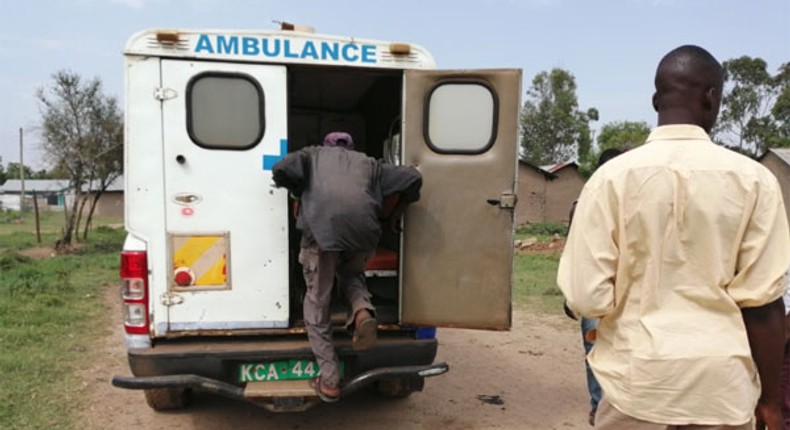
[1,0,788,169]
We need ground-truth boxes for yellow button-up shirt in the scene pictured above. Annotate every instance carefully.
[557,125,790,425]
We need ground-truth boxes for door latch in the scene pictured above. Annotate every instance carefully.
[160,292,184,307]
[486,192,517,209]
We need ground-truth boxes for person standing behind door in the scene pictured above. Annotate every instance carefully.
[564,147,624,426]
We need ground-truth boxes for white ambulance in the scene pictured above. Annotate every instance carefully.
[113,26,520,412]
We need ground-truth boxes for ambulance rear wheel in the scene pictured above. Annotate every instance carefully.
[375,376,424,398]
[144,387,190,411]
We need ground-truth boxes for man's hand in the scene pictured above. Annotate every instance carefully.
[755,401,783,429]
[387,215,403,234]
[742,298,785,430]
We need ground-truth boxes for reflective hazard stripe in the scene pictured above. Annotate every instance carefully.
[173,236,227,286]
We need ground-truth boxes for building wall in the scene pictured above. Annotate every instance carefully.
[761,152,790,226]
[516,165,547,226]
[515,163,585,226]
[544,168,584,223]
[92,192,124,218]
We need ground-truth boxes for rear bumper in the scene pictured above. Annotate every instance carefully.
[125,335,439,381]
[112,361,449,400]
[114,335,442,412]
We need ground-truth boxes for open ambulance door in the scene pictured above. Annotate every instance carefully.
[400,69,521,330]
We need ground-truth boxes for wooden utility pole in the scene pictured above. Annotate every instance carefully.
[19,127,26,212]
[33,191,41,243]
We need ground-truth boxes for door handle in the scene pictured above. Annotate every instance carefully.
[487,193,517,208]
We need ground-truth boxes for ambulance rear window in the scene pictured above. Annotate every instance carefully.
[186,72,264,149]
[426,82,496,154]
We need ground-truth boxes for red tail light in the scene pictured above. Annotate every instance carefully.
[120,251,149,335]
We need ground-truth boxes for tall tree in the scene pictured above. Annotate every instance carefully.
[771,63,790,146]
[713,56,790,157]
[3,162,34,182]
[37,70,123,250]
[520,68,597,165]
[579,121,651,177]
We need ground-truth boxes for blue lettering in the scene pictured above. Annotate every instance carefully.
[194,35,376,63]
[342,44,359,62]
[194,34,214,54]
[301,41,318,60]
[216,35,239,55]
[262,38,280,57]
[283,40,299,58]
[361,45,376,63]
[321,42,339,61]
[243,37,259,55]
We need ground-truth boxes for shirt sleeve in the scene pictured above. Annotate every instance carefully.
[727,173,790,308]
[557,179,619,318]
[272,149,311,196]
[379,164,422,203]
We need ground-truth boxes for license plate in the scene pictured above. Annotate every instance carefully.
[238,359,343,383]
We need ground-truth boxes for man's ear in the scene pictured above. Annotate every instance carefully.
[704,87,718,110]
[652,92,659,112]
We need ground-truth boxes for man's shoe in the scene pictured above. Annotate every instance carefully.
[352,316,377,351]
[309,378,340,403]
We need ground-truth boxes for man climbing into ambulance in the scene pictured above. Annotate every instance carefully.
[272,131,423,402]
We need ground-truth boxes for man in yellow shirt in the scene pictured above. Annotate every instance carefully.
[558,45,789,429]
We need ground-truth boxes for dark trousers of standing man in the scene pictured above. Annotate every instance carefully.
[298,234,374,390]
[782,313,790,429]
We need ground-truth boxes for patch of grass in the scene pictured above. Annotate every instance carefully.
[516,221,569,238]
[512,251,565,314]
[0,227,122,430]
[0,211,123,253]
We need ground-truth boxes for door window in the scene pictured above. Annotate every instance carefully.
[186,72,264,149]
[426,82,497,154]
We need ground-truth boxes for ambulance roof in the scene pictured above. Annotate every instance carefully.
[125,28,437,70]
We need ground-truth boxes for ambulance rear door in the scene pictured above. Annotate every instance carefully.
[401,69,521,330]
[159,59,290,333]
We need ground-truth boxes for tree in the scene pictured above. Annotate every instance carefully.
[713,56,790,158]
[771,63,790,146]
[37,70,123,250]
[4,162,34,181]
[579,121,651,177]
[520,68,597,165]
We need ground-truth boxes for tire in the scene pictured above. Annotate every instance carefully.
[375,376,424,398]
[144,387,190,411]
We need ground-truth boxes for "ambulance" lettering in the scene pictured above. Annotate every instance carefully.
[195,34,377,64]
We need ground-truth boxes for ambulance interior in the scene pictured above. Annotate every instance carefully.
[286,65,405,327]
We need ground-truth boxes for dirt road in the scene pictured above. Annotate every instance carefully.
[78,289,591,430]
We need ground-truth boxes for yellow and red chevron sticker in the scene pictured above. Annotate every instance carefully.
[171,234,228,287]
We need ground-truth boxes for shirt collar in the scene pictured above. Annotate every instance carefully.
[646,125,711,144]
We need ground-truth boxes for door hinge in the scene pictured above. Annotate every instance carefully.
[153,87,178,101]
[160,291,184,307]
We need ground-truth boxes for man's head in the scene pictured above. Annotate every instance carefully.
[323,132,355,150]
[652,45,724,133]
[597,148,624,169]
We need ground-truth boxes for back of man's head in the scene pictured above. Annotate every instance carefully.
[597,148,624,168]
[653,45,724,133]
